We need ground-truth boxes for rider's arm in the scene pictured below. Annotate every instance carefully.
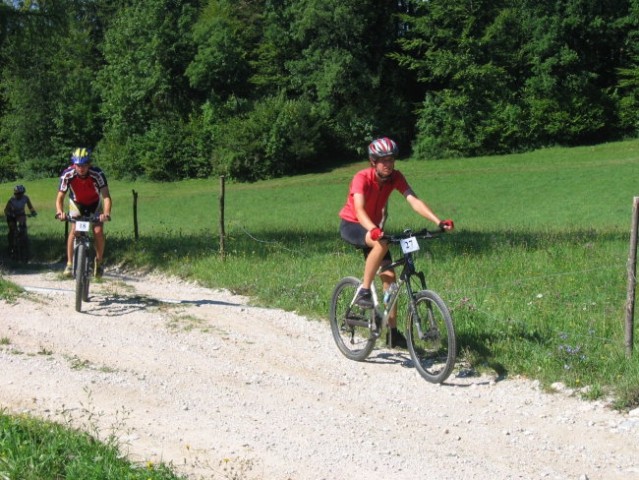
[55,191,66,219]
[26,196,36,215]
[353,193,377,232]
[404,190,442,226]
[379,202,388,230]
[100,186,112,221]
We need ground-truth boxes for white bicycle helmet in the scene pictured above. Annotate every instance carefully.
[368,137,398,160]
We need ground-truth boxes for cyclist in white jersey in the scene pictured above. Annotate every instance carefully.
[55,148,112,277]
[4,184,37,253]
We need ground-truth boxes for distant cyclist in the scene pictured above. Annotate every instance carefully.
[4,184,37,253]
[55,148,112,278]
[338,137,454,348]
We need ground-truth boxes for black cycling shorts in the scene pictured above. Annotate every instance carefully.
[70,199,100,217]
[340,219,392,262]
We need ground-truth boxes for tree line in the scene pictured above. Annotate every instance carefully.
[1,0,638,183]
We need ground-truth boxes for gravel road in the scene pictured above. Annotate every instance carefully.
[1,268,639,480]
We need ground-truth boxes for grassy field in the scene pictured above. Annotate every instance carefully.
[1,139,639,476]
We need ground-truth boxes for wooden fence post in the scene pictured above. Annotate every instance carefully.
[219,175,225,260]
[132,189,139,241]
[625,196,639,358]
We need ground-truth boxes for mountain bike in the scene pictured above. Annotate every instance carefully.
[8,213,35,263]
[329,228,457,384]
[64,213,100,312]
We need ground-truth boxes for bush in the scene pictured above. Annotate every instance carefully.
[213,95,323,181]
[97,118,213,181]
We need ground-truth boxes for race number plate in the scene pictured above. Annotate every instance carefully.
[400,236,419,254]
[76,221,90,232]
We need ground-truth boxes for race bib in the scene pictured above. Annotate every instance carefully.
[400,236,419,254]
[75,221,90,232]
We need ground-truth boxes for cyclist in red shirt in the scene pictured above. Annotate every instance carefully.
[55,148,112,278]
[339,137,454,348]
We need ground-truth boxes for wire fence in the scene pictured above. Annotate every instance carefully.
[230,217,635,355]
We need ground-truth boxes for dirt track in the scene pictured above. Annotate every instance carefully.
[1,268,639,480]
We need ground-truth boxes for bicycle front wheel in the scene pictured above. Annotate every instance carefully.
[407,290,456,383]
[75,244,87,312]
[329,276,376,361]
[82,257,90,302]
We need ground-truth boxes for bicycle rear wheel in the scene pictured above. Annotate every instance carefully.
[329,276,376,361]
[75,244,87,312]
[407,290,456,383]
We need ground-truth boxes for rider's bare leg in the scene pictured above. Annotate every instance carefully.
[66,226,75,264]
[362,240,388,289]
[93,224,105,263]
[379,268,398,328]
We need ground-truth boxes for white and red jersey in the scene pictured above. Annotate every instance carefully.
[58,165,108,206]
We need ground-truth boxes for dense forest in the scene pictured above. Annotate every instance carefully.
[1,0,638,182]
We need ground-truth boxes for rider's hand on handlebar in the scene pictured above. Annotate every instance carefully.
[55,212,65,221]
[99,213,111,222]
[370,227,384,241]
[438,219,454,231]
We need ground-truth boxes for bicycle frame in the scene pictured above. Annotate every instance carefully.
[350,229,435,335]
[67,216,95,269]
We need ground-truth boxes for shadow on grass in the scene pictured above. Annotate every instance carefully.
[97,227,628,271]
[454,319,558,384]
[456,331,509,380]
[446,228,627,257]
[0,226,628,271]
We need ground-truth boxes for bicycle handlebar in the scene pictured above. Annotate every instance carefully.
[380,228,446,243]
[56,213,104,223]
[381,227,445,243]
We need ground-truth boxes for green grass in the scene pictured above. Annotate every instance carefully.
[1,139,639,476]
[0,275,22,302]
[0,410,186,480]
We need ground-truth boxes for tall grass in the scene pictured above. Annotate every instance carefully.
[2,139,639,409]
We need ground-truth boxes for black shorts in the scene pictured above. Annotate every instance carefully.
[340,219,392,262]
[70,200,100,217]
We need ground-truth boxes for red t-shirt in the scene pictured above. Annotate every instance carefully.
[339,168,410,226]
